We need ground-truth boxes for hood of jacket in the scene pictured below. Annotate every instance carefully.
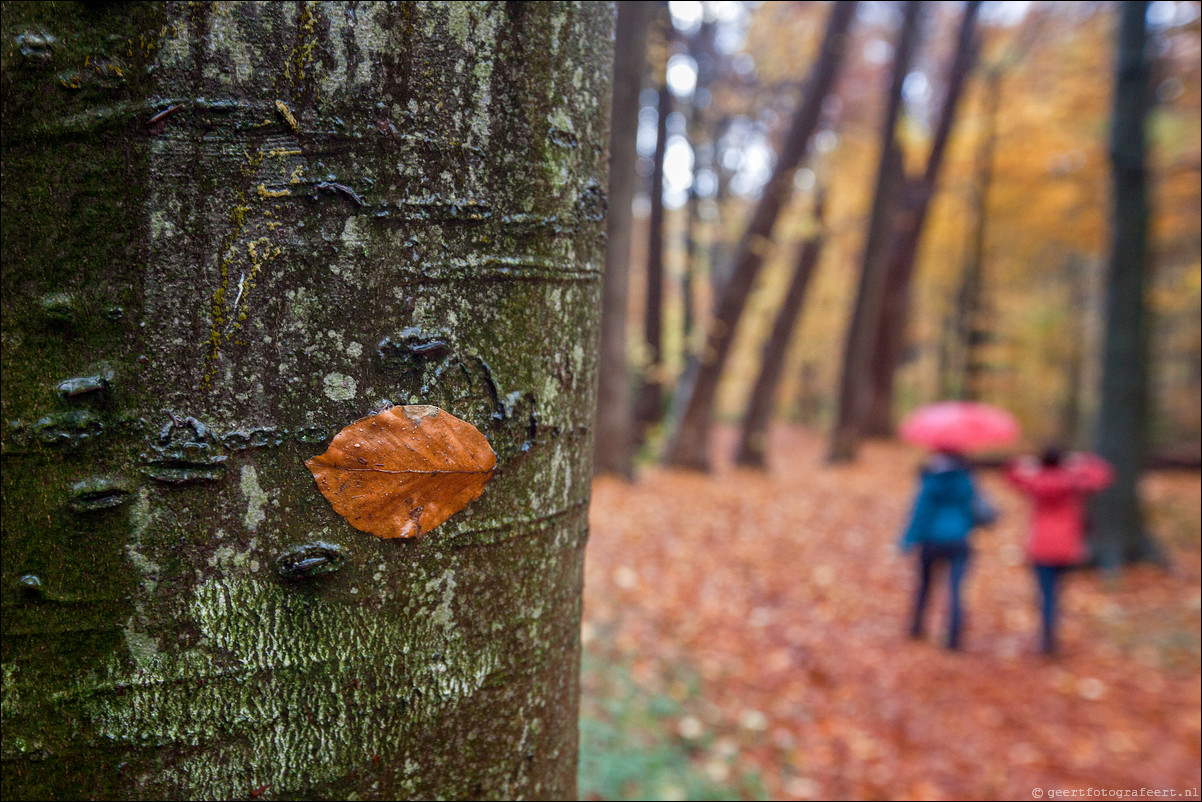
[920,455,975,502]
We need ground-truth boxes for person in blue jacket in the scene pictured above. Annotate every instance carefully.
[900,449,993,650]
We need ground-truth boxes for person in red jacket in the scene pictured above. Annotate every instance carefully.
[1005,447,1114,655]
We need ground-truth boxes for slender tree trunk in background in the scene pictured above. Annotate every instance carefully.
[1092,0,1160,568]
[937,309,958,399]
[952,66,1001,402]
[1,3,612,799]
[683,186,699,353]
[1060,255,1089,447]
[828,0,924,463]
[736,189,827,468]
[596,1,650,478]
[709,126,734,311]
[682,19,718,361]
[794,361,822,426]
[664,1,857,470]
[863,0,981,436]
[861,173,921,436]
[634,74,672,442]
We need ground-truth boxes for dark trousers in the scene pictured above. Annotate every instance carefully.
[1034,564,1068,654]
[910,541,971,649]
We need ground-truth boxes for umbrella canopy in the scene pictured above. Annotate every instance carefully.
[899,401,1019,453]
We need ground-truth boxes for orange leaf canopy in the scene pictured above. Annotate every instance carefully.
[305,405,497,539]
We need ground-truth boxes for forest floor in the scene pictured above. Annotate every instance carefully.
[578,425,1202,801]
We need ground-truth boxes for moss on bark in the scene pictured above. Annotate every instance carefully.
[2,2,613,798]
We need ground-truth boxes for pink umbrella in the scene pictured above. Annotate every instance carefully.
[899,401,1019,453]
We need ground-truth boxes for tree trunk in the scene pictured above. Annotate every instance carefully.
[1059,254,1090,447]
[664,0,857,470]
[1,3,612,799]
[863,0,981,436]
[795,360,821,426]
[596,1,651,478]
[954,67,1001,403]
[634,74,671,441]
[828,0,924,463]
[1091,0,1159,568]
[736,189,826,468]
[681,18,718,362]
[683,190,699,355]
[708,125,735,313]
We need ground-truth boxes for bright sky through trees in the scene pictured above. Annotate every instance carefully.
[644,0,1201,213]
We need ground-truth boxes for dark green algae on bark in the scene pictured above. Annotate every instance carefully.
[2,2,613,798]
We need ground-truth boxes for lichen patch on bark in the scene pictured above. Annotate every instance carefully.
[2,1,611,797]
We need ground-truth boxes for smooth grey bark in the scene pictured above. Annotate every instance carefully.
[1092,0,1159,568]
[828,0,924,463]
[595,0,650,478]
[664,0,857,470]
[1,2,612,799]
[735,189,826,468]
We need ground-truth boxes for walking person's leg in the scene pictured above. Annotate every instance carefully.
[910,544,936,638]
[1034,564,1060,654]
[945,543,971,650]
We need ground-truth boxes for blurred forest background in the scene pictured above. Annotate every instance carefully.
[597,0,1199,465]
[581,1,1201,799]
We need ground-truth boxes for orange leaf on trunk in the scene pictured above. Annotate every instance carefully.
[305,405,497,539]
